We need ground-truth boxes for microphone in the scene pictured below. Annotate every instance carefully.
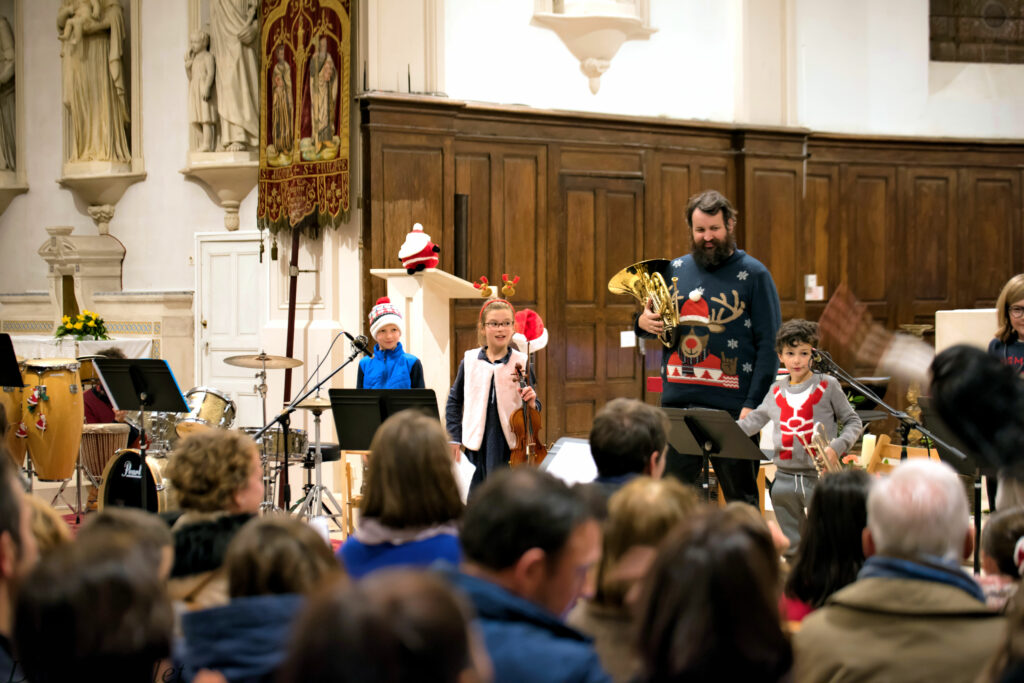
[345,331,374,358]
[811,348,832,373]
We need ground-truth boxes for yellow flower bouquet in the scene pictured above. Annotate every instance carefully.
[55,310,110,341]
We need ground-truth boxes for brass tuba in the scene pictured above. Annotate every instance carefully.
[608,258,681,348]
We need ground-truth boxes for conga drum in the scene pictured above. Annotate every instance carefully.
[1,358,26,466]
[80,423,130,484]
[22,359,83,481]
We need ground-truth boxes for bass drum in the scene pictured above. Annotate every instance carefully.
[99,449,178,513]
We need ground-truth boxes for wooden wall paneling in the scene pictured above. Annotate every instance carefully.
[840,165,898,328]
[902,167,958,323]
[556,176,645,438]
[957,168,1022,308]
[802,163,840,321]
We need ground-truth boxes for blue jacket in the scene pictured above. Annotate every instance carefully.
[338,531,461,579]
[445,570,611,683]
[179,593,305,683]
[357,341,425,390]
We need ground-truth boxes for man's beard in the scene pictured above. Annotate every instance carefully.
[691,232,736,268]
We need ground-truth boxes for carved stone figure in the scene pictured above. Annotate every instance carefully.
[308,35,337,153]
[0,15,16,172]
[271,44,293,156]
[56,0,131,165]
[210,0,259,152]
[186,30,217,153]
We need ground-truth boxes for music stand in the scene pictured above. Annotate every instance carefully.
[328,389,440,451]
[0,334,22,388]
[93,359,188,512]
[663,407,764,503]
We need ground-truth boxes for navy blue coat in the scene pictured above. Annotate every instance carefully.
[445,570,611,683]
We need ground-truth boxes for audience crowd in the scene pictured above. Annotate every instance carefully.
[3,358,1024,683]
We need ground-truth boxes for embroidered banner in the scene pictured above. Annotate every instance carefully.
[258,0,351,236]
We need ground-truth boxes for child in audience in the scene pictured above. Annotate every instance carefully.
[446,298,538,489]
[737,319,863,555]
[978,508,1024,611]
[357,297,425,389]
[781,469,872,622]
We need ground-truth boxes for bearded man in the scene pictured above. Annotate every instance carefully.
[635,190,781,504]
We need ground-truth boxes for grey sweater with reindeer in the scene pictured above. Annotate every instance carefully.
[737,372,863,475]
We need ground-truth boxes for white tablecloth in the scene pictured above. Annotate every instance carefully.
[11,336,153,360]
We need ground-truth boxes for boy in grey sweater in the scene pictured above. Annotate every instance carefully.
[737,319,863,556]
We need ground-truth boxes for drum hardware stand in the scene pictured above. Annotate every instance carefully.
[292,395,345,531]
[254,353,279,514]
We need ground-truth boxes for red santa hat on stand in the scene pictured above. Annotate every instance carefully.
[368,297,403,338]
[513,309,548,353]
[678,288,711,324]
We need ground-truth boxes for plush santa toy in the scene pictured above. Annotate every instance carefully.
[398,222,440,274]
[512,309,548,354]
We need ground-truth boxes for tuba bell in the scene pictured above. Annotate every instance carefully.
[608,258,681,348]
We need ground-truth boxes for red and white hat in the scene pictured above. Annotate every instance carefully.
[512,309,548,352]
[678,288,710,324]
[368,297,403,338]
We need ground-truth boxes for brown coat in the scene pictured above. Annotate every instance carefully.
[567,600,639,683]
[794,576,1004,683]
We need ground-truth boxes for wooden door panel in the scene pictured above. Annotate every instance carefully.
[904,168,958,323]
[802,165,839,321]
[841,166,898,328]
[959,169,1022,308]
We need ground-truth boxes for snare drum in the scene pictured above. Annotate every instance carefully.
[241,426,308,461]
[99,449,178,513]
[22,359,83,481]
[1,359,26,466]
[80,423,130,482]
[176,387,236,437]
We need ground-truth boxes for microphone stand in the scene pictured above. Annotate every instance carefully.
[814,350,983,573]
[253,340,368,511]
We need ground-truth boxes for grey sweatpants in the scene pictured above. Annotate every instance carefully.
[771,470,818,559]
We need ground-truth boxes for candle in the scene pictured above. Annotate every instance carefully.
[860,434,876,468]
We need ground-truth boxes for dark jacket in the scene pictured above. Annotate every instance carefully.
[446,570,611,683]
[357,342,425,389]
[179,593,305,683]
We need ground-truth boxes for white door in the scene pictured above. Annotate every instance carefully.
[196,234,266,429]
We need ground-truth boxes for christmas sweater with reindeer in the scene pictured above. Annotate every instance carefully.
[737,372,863,474]
[636,250,781,414]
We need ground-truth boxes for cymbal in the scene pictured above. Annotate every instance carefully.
[224,353,303,370]
[296,396,331,411]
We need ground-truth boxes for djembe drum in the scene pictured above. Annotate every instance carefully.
[80,423,130,485]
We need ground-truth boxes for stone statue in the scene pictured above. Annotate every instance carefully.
[0,15,16,172]
[56,0,130,165]
[186,30,217,153]
[210,0,259,152]
[270,44,293,157]
[308,35,337,154]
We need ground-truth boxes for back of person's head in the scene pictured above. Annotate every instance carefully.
[13,537,172,683]
[361,411,463,529]
[0,453,35,581]
[77,507,174,580]
[24,494,72,557]
[596,476,698,606]
[97,347,126,359]
[931,344,1024,474]
[165,429,257,512]
[226,515,344,598]
[982,508,1024,579]
[461,468,591,572]
[635,507,790,682]
[588,398,669,478]
[867,459,969,561]
[279,569,485,683]
[785,469,872,607]
[775,318,819,353]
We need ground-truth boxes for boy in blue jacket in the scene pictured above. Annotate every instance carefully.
[357,297,425,389]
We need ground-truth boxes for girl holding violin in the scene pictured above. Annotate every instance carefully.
[445,298,539,490]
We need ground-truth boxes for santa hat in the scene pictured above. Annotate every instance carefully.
[368,297,403,339]
[398,222,431,259]
[678,288,710,324]
[513,309,548,352]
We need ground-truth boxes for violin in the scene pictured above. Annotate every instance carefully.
[509,361,547,468]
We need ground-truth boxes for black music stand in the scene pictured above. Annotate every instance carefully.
[93,359,188,512]
[663,407,764,503]
[0,334,22,388]
[328,388,439,451]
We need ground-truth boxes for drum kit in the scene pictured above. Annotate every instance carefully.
[2,343,349,530]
